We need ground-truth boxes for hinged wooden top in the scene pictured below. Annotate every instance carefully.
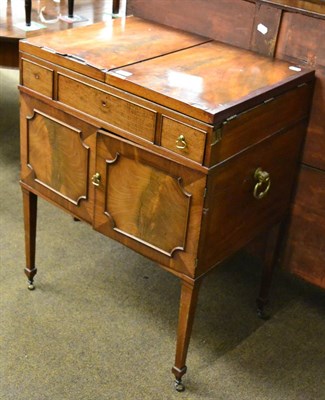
[107,41,314,124]
[20,16,314,123]
[19,16,210,81]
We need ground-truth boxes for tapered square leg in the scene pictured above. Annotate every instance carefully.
[25,0,31,26]
[172,279,201,391]
[68,0,74,18]
[22,187,38,290]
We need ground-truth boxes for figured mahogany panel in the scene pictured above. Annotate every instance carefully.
[284,166,325,289]
[94,130,207,277]
[127,0,256,49]
[27,110,89,205]
[104,154,191,256]
[197,121,307,275]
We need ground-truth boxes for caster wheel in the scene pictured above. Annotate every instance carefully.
[257,308,270,320]
[174,380,185,392]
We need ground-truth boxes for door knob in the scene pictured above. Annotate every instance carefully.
[92,172,101,187]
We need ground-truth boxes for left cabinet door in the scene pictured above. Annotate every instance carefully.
[20,93,97,223]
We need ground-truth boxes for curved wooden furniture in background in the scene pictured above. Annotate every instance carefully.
[1,0,120,68]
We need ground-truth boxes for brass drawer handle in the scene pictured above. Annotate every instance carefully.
[92,172,101,187]
[34,73,40,80]
[176,134,187,150]
[253,168,271,199]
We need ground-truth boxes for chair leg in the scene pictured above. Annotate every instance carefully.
[22,188,38,290]
[113,0,120,14]
[25,0,31,26]
[68,0,74,18]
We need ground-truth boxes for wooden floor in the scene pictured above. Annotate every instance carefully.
[0,0,120,67]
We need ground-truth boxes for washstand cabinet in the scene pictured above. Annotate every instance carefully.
[18,16,314,391]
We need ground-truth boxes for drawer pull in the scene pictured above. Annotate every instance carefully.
[176,135,187,150]
[101,100,108,107]
[253,168,271,199]
[34,73,40,80]
[92,172,101,187]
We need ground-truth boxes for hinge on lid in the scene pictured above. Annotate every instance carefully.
[264,97,274,104]
[203,187,208,198]
[211,125,223,146]
[211,114,237,146]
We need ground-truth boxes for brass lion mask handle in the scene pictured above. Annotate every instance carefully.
[253,167,271,200]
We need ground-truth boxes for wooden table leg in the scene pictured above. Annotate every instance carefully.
[257,218,288,318]
[172,278,201,391]
[113,0,120,14]
[22,188,38,290]
[25,0,31,26]
[68,0,74,18]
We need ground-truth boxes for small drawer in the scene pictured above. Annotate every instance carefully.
[57,74,157,142]
[160,116,206,164]
[21,59,53,98]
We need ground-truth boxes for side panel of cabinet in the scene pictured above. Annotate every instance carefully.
[284,167,325,289]
[20,93,97,222]
[93,130,207,278]
[197,121,307,276]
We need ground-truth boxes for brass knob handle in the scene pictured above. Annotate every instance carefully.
[34,73,40,79]
[176,134,187,150]
[253,168,271,199]
[101,100,107,107]
[92,172,101,187]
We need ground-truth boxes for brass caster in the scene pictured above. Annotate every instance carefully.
[257,307,270,320]
[27,281,35,291]
[174,379,185,392]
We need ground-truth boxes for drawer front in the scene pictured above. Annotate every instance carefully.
[21,59,53,98]
[161,115,206,164]
[57,74,157,142]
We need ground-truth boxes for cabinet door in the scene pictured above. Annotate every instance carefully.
[93,130,206,277]
[20,93,97,222]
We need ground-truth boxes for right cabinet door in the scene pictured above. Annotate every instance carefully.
[93,130,206,277]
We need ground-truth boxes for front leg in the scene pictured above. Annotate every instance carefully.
[172,278,201,391]
[22,187,37,290]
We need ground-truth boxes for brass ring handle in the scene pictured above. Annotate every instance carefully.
[92,172,101,187]
[175,134,187,150]
[253,167,271,200]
